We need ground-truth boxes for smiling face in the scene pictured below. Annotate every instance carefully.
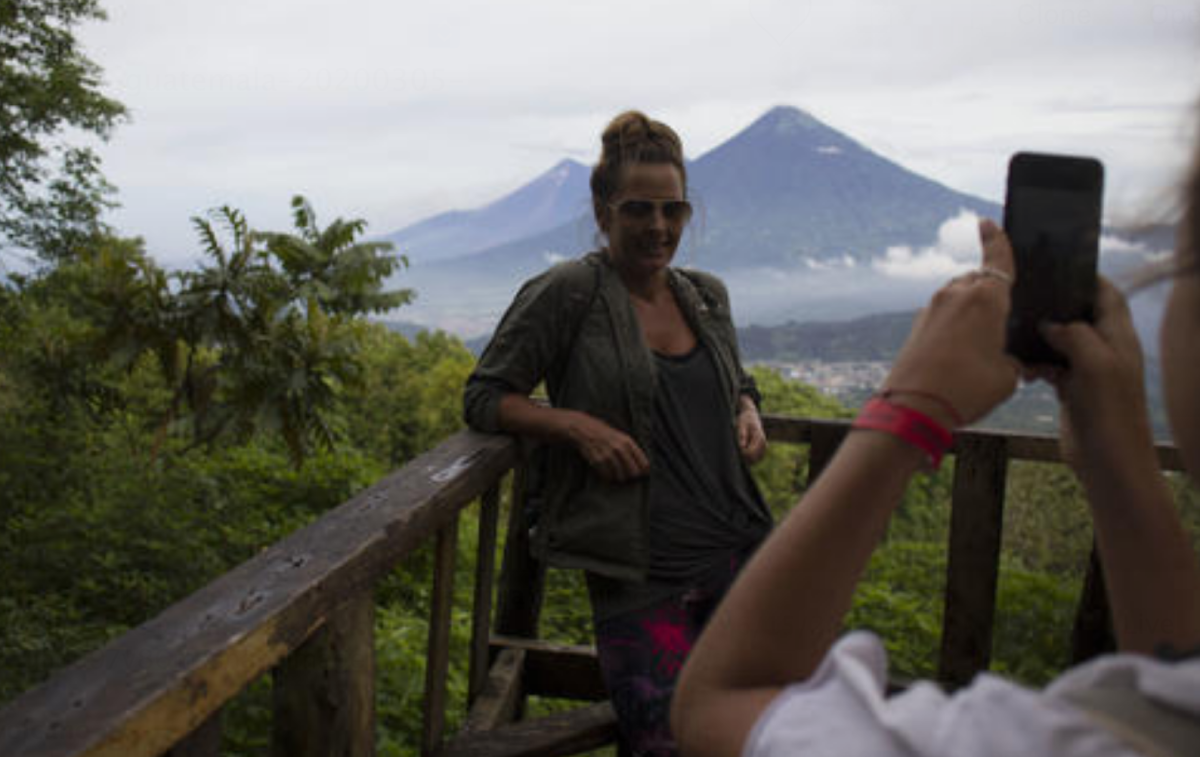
[599,162,688,283]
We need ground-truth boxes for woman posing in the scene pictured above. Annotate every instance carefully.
[672,141,1200,755]
[464,111,771,756]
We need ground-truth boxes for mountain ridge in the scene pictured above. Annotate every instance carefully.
[381,158,591,265]
[384,105,1170,337]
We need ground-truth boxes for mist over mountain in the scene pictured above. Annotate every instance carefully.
[382,106,1171,337]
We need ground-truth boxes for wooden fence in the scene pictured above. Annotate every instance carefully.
[0,416,1185,756]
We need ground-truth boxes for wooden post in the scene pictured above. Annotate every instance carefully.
[805,422,846,488]
[1071,542,1116,663]
[272,591,376,757]
[494,456,546,640]
[469,483,501,705]
[164,709,222,757]
[463,648,527,733]
[938,434,1008,688]
[422,516,460,757]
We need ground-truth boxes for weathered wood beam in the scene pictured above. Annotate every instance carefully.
[272,591,376,757]
[422,518,460,757]
[162,709,222,757]
[441,702,618,757]
[469,484,502,706]
[938,434,1008,687]
[463,648,526,733]
[0,429,517,757]
[762,414,1185,470]
[805,423,847,487]
[494,454,546,641]
[490,637,606,702]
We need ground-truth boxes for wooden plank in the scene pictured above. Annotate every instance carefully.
[805,423,847,487]
[422,518,459,757]
[938,434,1009,688]
[469,484,502,706]
[0,429,518,757]
[494,453,546,640]
[491,637,606,702]
[442,702,618,757]
[464,648,526,733]
[272,591,376,757]
[1071,542,1116,664]
[762,416,1185,471]
[163,709,221,757]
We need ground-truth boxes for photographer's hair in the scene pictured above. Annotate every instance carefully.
[590,111,688,227]
[1121,115,1200,293]
[1181,118,1200,272]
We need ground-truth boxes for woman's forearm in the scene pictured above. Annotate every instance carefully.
[495,392,579,443]
[496,393,650,481]
[1078,454,1200,655]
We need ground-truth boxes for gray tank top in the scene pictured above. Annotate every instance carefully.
[587,342,771,620]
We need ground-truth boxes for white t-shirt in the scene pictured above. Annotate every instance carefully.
[745,631,1200,757]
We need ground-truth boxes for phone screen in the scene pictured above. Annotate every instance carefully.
[1004,153,1103,365]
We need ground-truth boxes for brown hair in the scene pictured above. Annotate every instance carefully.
[590,111,688,227]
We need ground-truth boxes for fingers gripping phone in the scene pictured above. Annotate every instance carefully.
[1003,152,1104,366]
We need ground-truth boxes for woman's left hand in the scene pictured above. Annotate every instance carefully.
[737,401,767,464]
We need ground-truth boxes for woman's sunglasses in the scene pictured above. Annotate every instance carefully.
[610,198,693,224]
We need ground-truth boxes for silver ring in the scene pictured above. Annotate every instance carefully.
[977,265,1013,285]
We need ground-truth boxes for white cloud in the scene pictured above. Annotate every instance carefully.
[873,210,982,280]
[1100,234,1149,255]
[802,254,858,271]
[543,251,567,266]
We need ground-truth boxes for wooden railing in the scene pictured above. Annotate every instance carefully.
[0,416,1186,756]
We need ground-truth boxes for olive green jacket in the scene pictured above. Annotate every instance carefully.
[462,251,761,581]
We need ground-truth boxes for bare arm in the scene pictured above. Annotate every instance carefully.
[496,393,649,481]
[1043,282,1200,654]
[672,220,1020,757]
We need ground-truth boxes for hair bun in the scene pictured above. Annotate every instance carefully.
[590,110,688,226]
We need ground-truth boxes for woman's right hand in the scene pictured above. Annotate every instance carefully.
[564,410,650,481]
[882,219,1020,428]
[1040,278,1156,482]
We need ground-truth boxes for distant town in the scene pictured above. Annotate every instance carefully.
[754,359,890,404]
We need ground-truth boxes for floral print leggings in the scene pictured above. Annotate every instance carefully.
[593,560,741,757]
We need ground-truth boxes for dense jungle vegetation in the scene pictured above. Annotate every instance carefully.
[3,2,1199,755]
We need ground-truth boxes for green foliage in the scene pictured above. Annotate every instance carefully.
[259,196,414,317]
[847,542,946,679]
[0,182,482,756]
[9,198,415,467]
[166,202,412,465]
[342,325,475,467]
[749,365,852,514]
[990,565,1078,685]
[0,0,127,258]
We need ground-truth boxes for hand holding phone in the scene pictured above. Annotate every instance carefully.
[1003,152,1104,366]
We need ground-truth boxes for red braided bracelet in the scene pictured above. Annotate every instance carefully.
[852,396,953,470]
[877,388,964,428]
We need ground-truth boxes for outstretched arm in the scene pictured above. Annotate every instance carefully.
[1042,282,1200,655]
[671,220,1020,757]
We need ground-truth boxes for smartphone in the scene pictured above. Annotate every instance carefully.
[1003,152,1104,366]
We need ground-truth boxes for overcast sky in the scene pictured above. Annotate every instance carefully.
[76,0,1199,269]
